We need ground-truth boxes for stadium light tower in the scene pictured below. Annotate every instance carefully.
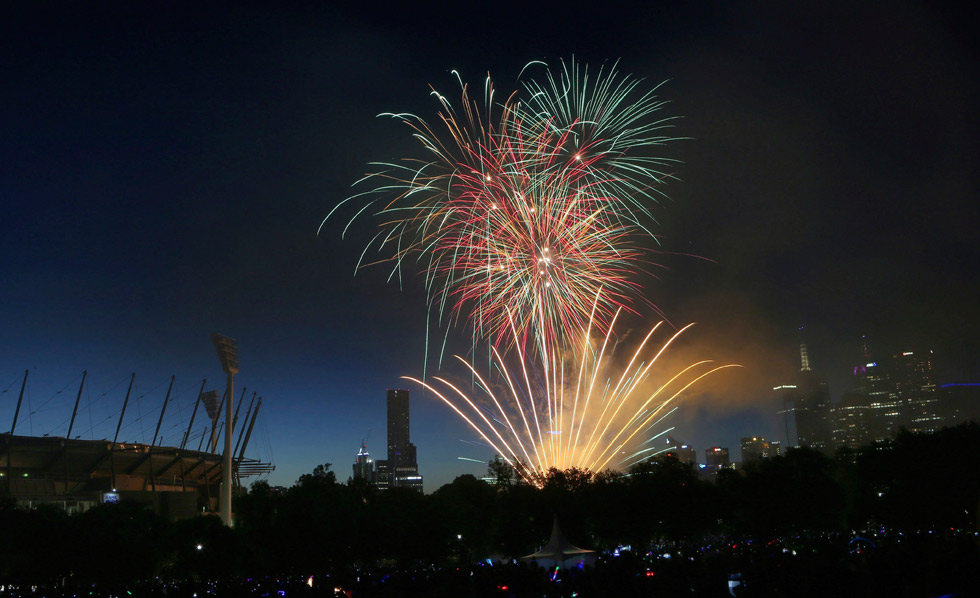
[211,333,239,527]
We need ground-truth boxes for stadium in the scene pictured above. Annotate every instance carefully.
[1,370,274,520]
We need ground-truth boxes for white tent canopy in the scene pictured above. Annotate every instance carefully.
[520,516,597,569]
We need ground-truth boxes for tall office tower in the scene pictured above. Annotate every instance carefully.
[740,436,770,463]
[374,460,391,490]
[833,341,878,450]
[768,440,782,457]
[664,435,698,465]
[851,339,905,443]
[705,446,730,471]
[892,350,942,434]
[385,389,423,492]
[352,444,376,483]
[776,336,833,453]
[847,339,946,443]
[831,391,874,450]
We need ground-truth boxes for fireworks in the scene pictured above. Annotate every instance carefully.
[327,59,735,478]
[406,304,738,486]
[324,59,683,354]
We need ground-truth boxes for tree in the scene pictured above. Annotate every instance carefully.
[432,475,499,560]
[296,462,337,487]
[488,455,515,487]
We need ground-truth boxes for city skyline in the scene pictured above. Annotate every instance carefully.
[2,3,978,491]
[2,320,973,490]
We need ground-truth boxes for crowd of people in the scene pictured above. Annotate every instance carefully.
[0,528,975,597]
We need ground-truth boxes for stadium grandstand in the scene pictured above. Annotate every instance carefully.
[1,370,274,520]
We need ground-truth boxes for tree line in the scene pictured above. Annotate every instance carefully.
[1,423,977,585]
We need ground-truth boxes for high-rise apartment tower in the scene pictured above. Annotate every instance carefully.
[381,389,423,492]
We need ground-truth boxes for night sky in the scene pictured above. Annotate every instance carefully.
[3,3,978,492]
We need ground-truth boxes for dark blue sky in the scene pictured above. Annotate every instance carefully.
[2,2,978,491]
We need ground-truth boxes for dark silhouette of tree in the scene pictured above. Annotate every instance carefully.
[3,424,979,589]
[296,462,337,487]
[487,454,515,487]
[854,422,980,530]
[0,501,71,583]
[719,447,845,535]
[432,474,499,560]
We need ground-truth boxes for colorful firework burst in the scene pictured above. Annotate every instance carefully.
[324,59,684,356]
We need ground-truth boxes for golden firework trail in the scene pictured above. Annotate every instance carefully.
[405,300,739,486]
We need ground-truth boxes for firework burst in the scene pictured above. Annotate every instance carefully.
[405,297,739,486]
[324,59,684,356]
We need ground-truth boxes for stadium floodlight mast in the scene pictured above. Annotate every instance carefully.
[211,333,239,527]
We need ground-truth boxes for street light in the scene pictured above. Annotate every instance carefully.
[211,333,239,527]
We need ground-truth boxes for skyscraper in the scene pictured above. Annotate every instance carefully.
[352,444,375,483]
[740,436,770,463]
[664,435,697,465]
[892,350,941,434]
[705,446,730,471]
[383,389,423,492]
[846,339,944,444]
[850,340,905,443]
[831,390,874,450]
[768,440,782,457]
[387,389,410,456]
[776,334,833,454]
